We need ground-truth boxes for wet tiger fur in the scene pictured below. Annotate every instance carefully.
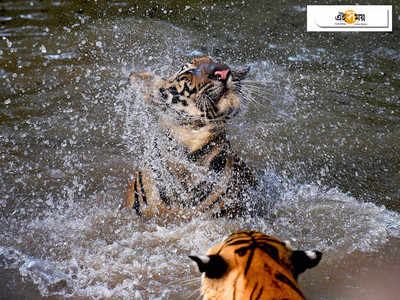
[120,57,257,218]
[189,231,322,300]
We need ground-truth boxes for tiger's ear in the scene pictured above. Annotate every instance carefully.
[189,254,228,279]
[191,57,213,67]
[129,72,154,84]
[291,250,322,279]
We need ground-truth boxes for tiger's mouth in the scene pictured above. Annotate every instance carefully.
[205,81,229,102]
[204,66,235,103]
[193,61,232,82]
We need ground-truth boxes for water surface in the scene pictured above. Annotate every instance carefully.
[1,1,399,299]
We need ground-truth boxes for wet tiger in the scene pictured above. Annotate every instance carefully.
[189,231,322,300]
[120,57,257,218]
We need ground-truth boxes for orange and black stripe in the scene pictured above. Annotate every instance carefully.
[219,232,304,299]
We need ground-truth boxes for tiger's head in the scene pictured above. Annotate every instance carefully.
[189,231,322,300]
[159,57,248,122]
[130,57,249,152]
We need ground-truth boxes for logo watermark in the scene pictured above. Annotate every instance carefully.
[307,5,392,32]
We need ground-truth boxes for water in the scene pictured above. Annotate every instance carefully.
[1,1,399,299]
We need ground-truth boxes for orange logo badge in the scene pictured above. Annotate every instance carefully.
[344,10,356,24]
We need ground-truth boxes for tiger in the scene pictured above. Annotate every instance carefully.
[189,231,322,300]
[120,57,258,218]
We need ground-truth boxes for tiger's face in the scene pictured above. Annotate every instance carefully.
[190,231,322,300]
[130,57,250,152]
[156,57,248,123]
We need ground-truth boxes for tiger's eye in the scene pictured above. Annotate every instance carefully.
[235,247,248,257]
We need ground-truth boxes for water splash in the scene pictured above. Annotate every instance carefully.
[1,10,399,299]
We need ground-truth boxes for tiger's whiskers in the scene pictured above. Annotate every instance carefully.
[167,277,201,287]
[168,277,202,300]
[240,83,277,96]
[187,287,202,300]
[234,79,280,106]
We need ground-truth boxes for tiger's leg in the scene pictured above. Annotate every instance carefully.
[120,168,150,216]
[196,155,257,217]
[196,157,234,214]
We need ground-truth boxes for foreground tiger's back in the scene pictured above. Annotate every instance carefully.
[190,231,322,300]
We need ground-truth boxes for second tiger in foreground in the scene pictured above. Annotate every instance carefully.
[190,231,322,300]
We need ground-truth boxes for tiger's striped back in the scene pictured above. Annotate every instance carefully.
[190,231,322,300]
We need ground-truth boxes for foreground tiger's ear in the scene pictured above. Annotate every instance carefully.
[189,255,228,279]
[291,250,322,279]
